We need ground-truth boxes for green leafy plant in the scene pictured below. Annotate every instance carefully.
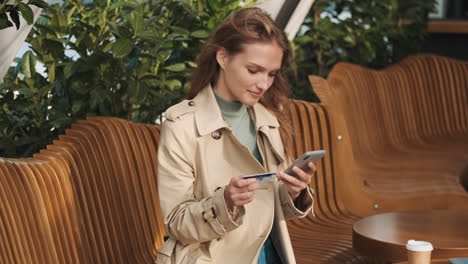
[289,0,436,101]
[0,0,52,30]
[0,0,254,158]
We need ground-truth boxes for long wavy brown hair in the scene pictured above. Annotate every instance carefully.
[187,7,293,159]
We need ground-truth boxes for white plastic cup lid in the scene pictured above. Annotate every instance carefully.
[406,240,434,252]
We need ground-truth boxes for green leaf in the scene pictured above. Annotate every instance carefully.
[0,13,14,30]
[111,38,133,58]
[129,11,144,36]
[164,79,182,91]
[164,63,185,72]
[109,1,128,10]
[21,51,36,79]
[18,87,32,96]
[64,63,75,79]
[190,30,209,38]
[187,61,197,68]
[117,25,133,39]
[71,81,88,95]
[27,0,49,10]
[50,13,68,34]
[18,3,34,25]
[128,81,148,103]
[170,26,190,37]
[140,30,158,41]
[2,103,10,114]
[72,101,82,113]
[10,10,20,29]
[48,63,55,82]
[156,49,172,62]
[101,40,113,52]
[67,6,77,20]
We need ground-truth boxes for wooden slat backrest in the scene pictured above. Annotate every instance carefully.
[0,159,62,263]
[311,54,468,216]
[287,99,365,264]
[0,118,165,263]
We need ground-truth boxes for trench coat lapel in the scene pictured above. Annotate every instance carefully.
[251,103,286,164]
[193,85,230,136]
[193,85,286,164]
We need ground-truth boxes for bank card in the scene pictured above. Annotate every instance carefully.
[242,172,276,182]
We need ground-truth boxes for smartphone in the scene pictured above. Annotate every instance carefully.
[284,150,326,176]
[242,172,276,182]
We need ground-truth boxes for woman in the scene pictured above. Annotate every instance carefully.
[157,7,316,264]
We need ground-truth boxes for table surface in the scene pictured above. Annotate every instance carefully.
[352,210,468,263]
[395,261,450,264]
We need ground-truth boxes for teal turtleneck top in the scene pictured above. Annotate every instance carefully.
[214,92,282,264]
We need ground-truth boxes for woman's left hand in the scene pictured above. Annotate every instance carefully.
[277,162,316,201]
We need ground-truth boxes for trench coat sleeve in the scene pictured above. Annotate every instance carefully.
[278,182,314,219]
[157,120,245,245]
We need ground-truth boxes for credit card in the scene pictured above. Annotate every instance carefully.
[242,172,276,182]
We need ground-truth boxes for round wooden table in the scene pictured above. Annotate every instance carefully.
[353,210,468,263]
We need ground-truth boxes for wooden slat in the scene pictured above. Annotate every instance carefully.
[287,99,368,264]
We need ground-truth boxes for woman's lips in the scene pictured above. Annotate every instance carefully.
[249,91,262,98]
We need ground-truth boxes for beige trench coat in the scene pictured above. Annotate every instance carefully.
[157,86,314,264]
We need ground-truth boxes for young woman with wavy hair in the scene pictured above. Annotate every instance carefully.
[157,7,316,264]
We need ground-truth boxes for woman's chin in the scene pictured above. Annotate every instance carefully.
[242,99,260,106]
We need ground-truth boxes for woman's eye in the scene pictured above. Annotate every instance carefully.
[247,69,258,74]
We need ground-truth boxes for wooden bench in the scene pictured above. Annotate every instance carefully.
[286,54,467,263]
[0,118,166,263]
[310,54,468,216]
[1,54,466,264]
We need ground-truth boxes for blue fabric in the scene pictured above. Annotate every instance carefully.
[450,258,468,264]
[257,236,282,264]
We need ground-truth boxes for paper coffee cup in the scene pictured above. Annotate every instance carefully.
[406,240,433,264]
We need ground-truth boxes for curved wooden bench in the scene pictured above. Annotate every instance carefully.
[0,118,166,263]
[310,54,468,216]
[4,62,465,264]
[288,54,468,264]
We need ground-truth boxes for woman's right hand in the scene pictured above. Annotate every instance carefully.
[224,176,259,211]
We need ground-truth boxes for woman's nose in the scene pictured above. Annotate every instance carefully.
[256,74,269,90]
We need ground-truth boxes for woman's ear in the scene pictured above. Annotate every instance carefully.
[216,48,229,70]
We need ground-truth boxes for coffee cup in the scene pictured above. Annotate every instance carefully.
[406,240,433,264]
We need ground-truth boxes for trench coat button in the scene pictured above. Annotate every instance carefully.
[212,131,222,140]
[188,101,195,106]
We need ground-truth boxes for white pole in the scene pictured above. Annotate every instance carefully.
[257,0,315,40]
[0,3,42,81]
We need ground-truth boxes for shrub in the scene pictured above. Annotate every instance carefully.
[0,0,253,157]
[289,0,436,101]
